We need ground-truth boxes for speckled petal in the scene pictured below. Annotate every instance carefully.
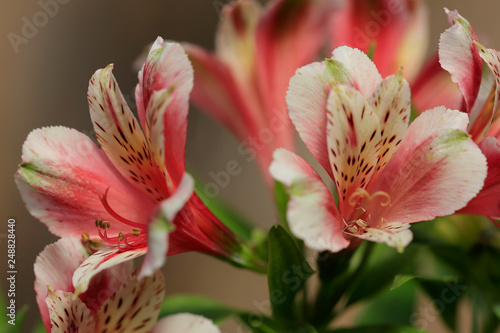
[88,64,168,202]
[34,238,89,331]
[136,38,194,188]
[367,71,411,184]
[326,84,381,216]
[95,270,166,333]
[73,247,147,297]
[45,288,95,332]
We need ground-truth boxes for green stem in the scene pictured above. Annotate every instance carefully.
[310,242,374,328]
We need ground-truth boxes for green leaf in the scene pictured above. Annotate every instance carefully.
[494,304,500,319]
[391,275,417,291]
[347,244,418,305]
[274,181,290,227]
[325,325,429,333]
[390,274,463,331]
[311,242,374,327]
[391,274,458,291]
[268,225,314,325]
[159,294,236,324]
[237,313,284,333]
[359,281,416,326]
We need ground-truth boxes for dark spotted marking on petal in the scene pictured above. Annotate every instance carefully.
[46,290,95,332]
[95,270,166,333]
[88,66,171,202]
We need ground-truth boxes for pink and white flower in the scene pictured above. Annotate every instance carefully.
[270,46,487,252]
[429,10,500,221]
[35,238,220,333]
[184,0,338,183]
[16,38,240,295]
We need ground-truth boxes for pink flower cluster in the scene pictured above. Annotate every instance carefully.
[15,1,500,331]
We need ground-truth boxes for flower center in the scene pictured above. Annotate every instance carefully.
[344,219,368,235]
[343,188,392,234]
[81,188,147,252]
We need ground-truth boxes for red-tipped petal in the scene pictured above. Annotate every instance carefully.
[439,9,482,113]
[15,127,154,238]
[459,137,500,218]
[136,38,194,187]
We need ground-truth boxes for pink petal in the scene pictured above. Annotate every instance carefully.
[34,238,89,331]
[152,314,221,333]
[459,137,500,218]
[215,0,261,82]
[88,64,169,201]
[15,127,154,238]
[270,148,349,253]
[140,173,194,279]
[439,9,482,113]
[329,0,428,81]
[330,46,383,99]
[287,47,384,189]
[72,246,147,296]
[255,0,337,146]
[287,61,332,177]
[326,84,381,216]
[185,43,260,148]
[367,72,411,184]
[371,107,487,224]
[95,269,166,333]
[45,288,95,332]
[468,44,500,142]
[136,39,194,187]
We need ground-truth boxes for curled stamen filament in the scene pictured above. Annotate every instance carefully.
[100,188,145,229]
[348,188,391,207]
[370,191,391,207]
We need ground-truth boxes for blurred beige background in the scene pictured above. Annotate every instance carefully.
[1,1,499,332]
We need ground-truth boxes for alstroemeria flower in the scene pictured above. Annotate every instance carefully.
[16,39,240,295]
[329,0,429,81]
[270,46,487,252]
[184,0,338,183]
[429,10,500,221]
[35,238,220,333]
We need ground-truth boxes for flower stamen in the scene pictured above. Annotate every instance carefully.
[343,219,369,235]
[92,218,147,252]
[100,188,145,229]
